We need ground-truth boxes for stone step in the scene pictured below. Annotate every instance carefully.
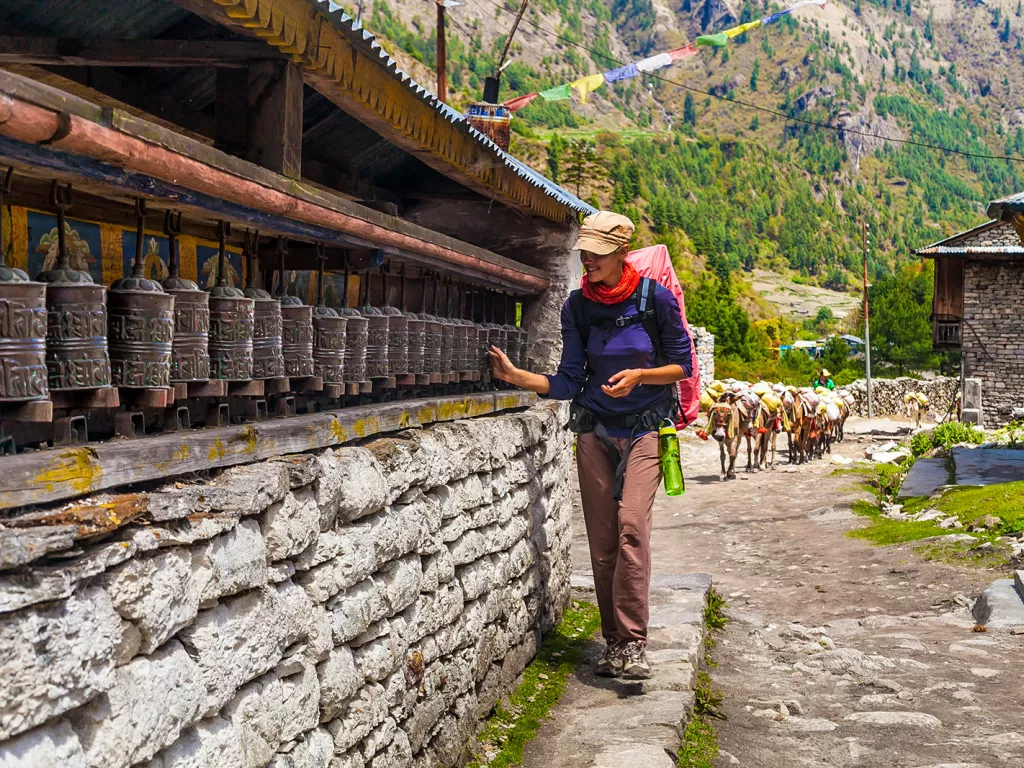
[973,577,1024,630]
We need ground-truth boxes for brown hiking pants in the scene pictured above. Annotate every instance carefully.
[576,431,661,644]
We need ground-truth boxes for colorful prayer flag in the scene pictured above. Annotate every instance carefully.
[636,52,673,72]
[604,62,639,83]
[503,93,540,111]
[570,73,606,103]
[696,32,728,47]
[668,44,698,60]
[724,19,761,38]
[539,83,572,101]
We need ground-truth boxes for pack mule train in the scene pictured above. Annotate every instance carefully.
[699,379,853,479]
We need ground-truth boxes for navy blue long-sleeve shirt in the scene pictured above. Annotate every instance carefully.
[543,284,693,437]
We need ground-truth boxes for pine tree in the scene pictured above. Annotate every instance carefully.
[683,92,696,125]
[563,139,607,197]
[924,12,933,42]
[546,133,566,183]
[750,58,761,91]
[1002,18,1011,43]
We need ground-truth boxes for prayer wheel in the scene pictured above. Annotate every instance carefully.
[361,307,389,380]
[341,264,367,384]
[0,169,47,401]
[402,269,425,375]
[38,183,111,391]
[451,319,468,375]
[381,270,408,376]
[107,201,174,388]
[244,232,284,380]
[162,211,210,383]
[207,223,254,381]
[311,248,345,385]
[462,320,478,378]
[275,239,314,378]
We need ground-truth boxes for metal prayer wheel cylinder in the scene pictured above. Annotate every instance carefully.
[502,324,520,369]
[312,306,346,384]
[475,322,490,384]
[438,317,454,376]
[360,306,390,380]
[280,299,314,378]
[163,281,211,382]
[463,321,478,376]
[39,275,111,391]
[208,291,254,381]
[0,269,48,401]
[383,307,408,376]
[107,278,174,388]
[406,314,425,375]
[517,328,530,371]
[418,313,441,375]
[341,308,368,383]
[451,320,468,373]
[247,292,285,380]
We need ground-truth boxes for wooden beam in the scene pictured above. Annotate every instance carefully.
[215,68,248,157]
[0,37,281,68]
[247,60,303,179]
[0,391,538,512]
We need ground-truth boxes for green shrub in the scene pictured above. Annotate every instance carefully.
[910,430,934,456]
[930,421,985,451]
[992,420,1024,448]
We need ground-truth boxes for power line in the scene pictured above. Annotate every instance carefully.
[472,0,1024,165]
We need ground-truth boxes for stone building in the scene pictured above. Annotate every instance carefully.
[917,193,1024,427]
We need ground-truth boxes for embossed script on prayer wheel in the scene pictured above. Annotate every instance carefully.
[280,299,314,378]
[418,313,441,375]
[108,201,174,388]
[451,319,468,374]
[162,212,209,382]
[462,320,478,377]
[38,183,111,392]
[248,292,284,380]
[207,223,254,381]
[406,314,425,375]
[438,317,454,377]
[341,308,367,383]
[382,306,408,376]
[503,324,521,369]
[0,266,48,401]
[313,306,346,385]
[360,306,389,380]
[107,281,174,388]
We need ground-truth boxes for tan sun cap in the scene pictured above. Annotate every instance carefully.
[573,210,635,256]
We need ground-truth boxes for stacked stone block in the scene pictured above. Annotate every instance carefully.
[843,376,959,419]
[962,261,1024,427]
[0,402,574,768]
[691,326,715,385]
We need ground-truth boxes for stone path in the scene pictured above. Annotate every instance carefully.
[527,418,1024,767]
[521,573,710,768]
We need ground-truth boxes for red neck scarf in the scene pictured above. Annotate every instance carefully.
[582,260,640,305]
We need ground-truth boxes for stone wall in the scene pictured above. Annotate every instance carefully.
[0,402,574,768]
[522,223,582,375]
[691,326,715,385]
[963,260,1024,427]
[843,376,959,418]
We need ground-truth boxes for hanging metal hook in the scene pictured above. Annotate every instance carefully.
[0,167,13,266]
[163,210,183,278]
[132,199,148,277]
[49,181,73,270]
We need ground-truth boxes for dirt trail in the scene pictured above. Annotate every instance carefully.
[571,419,1024,767]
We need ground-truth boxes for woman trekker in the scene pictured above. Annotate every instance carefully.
[489,211,692,679]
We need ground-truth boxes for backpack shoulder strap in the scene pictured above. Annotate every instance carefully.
[635,277,665,366]
[568,289,592,374]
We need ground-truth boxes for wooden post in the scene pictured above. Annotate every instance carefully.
[863,220,872,418]
[214,69,249,157]
[246,60,303,179]
[436,1,447,103]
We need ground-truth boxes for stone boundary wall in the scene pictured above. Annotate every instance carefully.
[0,402,573,768]
[843,376,959,418]
[691,326,715,386]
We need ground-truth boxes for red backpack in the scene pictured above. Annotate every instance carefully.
[626,245,701,429]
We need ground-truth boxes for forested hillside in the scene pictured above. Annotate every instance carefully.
[349,0,1024,374]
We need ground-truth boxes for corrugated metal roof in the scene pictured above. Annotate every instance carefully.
[915,219,1001,254]
[917,245,1024,256]
[314,0,595,217]
[987,190,1024,219]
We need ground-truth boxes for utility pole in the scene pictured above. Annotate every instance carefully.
[863,220,873,418]
[435,0,447,103]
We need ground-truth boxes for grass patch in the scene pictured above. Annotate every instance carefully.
[848,480,1024,569]
[466,600,602,768]
[678,589,728,768]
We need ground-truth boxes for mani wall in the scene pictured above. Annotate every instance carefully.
[0,401,574,768]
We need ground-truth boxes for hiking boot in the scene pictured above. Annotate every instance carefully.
[620,640,652,679]
[594,641,623,677]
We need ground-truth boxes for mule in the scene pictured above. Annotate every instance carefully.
[785,394,813,465]
[708,399,742,480]
[757,402,786,470]
[905,395,925,429]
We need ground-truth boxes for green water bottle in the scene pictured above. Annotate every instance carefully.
[659,421,685,496]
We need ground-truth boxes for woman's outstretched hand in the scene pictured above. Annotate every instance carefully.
[601,368,642,398]
[488,346,517,383]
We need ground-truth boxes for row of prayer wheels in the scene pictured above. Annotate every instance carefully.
[0,183,529,403]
